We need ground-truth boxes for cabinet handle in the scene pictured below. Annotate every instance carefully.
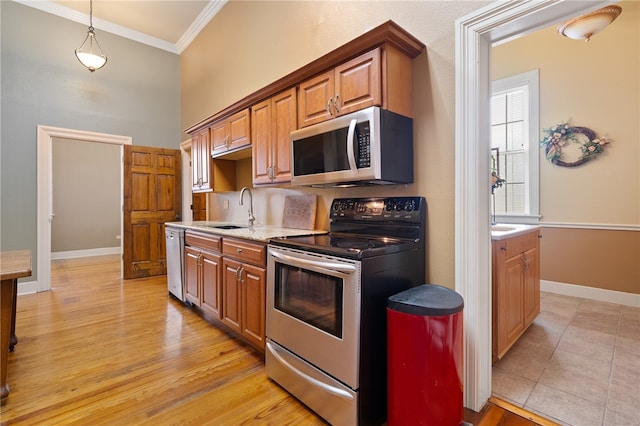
[327,99,333,116]
[334,95,340,113]
[236,248,242,254]
[521,253,529,272]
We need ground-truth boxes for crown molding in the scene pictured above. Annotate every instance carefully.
[176,0,227,54]
[12,0,226,55]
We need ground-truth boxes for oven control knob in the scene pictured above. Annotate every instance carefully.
[405,200,415,212]
[385,202,394,212]
[395,203,404,211]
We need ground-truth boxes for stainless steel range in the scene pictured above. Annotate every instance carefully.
[266,196,426,426]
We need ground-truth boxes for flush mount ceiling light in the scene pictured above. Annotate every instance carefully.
[557,5,622,42]
[75,0,107,72]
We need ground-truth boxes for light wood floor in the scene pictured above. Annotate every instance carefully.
[1,255,543,425]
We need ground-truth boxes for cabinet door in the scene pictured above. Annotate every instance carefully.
[298,69,334,127]
[252,88,297,186]
[523,246,540,326]
[201,250,222,320]
[251,98,272,185]
[184,246,201,306]
[222,257,242,334]
[227,109,251,152]
[210,120,228,156]
[271,88,296,184]
[334,48,381,116]
[241,263,266,349]
[499,255,526,354]
[192,129,212,192]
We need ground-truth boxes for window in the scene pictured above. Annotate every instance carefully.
[491,70,539,223]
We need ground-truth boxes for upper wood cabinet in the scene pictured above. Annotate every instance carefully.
[211,108,251,158]
[298,49,381,127]
[191,128,212,192]
[252,87,297,185]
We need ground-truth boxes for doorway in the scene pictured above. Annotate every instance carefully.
[454,0,611,412]
[37,126,132,292]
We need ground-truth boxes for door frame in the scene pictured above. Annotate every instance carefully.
[454,0,610,411]
[37,125,132,292]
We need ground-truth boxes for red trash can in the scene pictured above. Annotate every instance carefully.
[387,284,464,426]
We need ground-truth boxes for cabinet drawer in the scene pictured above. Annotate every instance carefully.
[185,230,222,253]
[222,238,266,267]
[503,231,538,258]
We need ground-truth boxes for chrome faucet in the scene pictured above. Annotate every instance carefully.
[239,187,255,227]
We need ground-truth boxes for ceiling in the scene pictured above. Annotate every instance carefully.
[16,0,227,54]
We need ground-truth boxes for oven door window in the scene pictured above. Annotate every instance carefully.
[274,262,343,338]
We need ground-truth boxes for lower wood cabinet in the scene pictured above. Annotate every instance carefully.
[492,229,540,362]
[221,238,267,350]
[184,232,222,320]
[183,230,266,350]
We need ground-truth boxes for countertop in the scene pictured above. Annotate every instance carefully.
[491,224,541,241]
[166,221,327,243]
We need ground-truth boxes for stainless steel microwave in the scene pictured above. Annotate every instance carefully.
[290,106,414,187]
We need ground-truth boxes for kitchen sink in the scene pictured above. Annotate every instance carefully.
[205,224,246,230]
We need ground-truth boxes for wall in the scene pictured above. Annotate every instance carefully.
[180,0,491,289]
[52,138,120,254]
[0,1,181,281]
[492,1,639,294]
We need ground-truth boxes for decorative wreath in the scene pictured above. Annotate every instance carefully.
[540,122,610,167]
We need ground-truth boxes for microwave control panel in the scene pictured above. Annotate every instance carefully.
[356,122,371,168]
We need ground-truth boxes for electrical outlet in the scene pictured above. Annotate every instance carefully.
[116,235,121,240]
[223,200,229,209]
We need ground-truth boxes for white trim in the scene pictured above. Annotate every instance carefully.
[540,222,640,232]
[51,247,121,260]
[492,69,540,219]
[175,0,228,54]
[455,0,611,412]
[37,126,131,292]
[17,280,38,296]
[180,139,193,222]
[13,0,226,54]
[542,280,640,308]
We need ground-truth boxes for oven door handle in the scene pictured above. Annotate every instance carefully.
[266,341,355,401]
[270,250,356,274]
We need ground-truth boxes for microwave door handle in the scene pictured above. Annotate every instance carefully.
[270,250,356,274]
[346,118,358,173]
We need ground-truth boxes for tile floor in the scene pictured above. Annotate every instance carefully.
[492,291,640,426]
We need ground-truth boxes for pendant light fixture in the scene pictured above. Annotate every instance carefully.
[557,5,622,42]
[75,0,107,72]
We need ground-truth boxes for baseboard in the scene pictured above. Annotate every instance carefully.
[17,280,38,296]
[541,280,640,308]
[51,247,121,260]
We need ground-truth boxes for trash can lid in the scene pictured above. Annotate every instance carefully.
[388,284,464,316]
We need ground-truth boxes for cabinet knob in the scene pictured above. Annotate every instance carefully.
[237,248,242,254]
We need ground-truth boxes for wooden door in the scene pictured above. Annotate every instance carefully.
[192,193,207,221]
[123,145,181,279]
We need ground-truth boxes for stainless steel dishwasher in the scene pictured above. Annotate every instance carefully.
[165,225,185,302]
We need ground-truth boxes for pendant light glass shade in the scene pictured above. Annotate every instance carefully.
[557,5,622,42]
[75,28,107,72]
[75,0,107,72]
